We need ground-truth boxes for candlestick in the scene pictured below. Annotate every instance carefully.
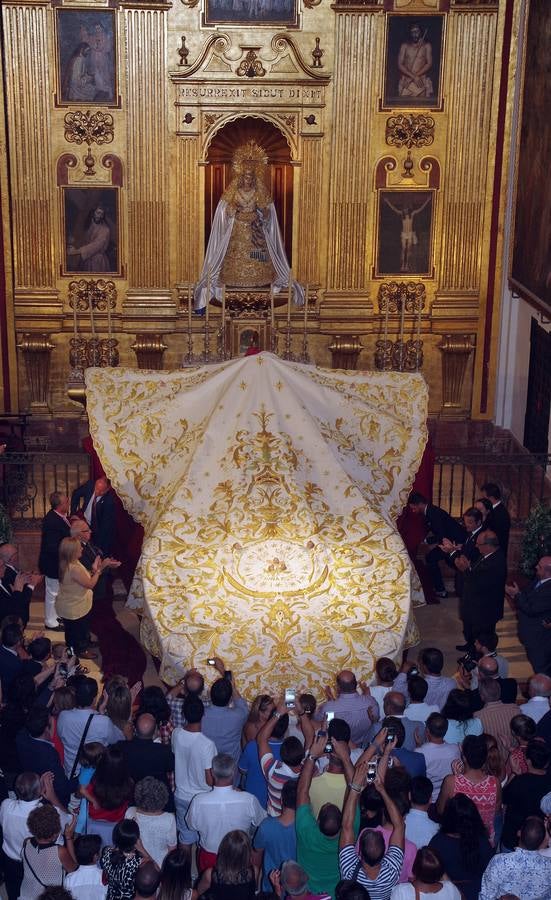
[205,272,211,325]
[89,300,95,337]
[188,282,192,332]
[107,297,112,342]
[222,285,226,330]
[73,302,77,340]
[383,295,389,349]
[270,286,275,330]
[399,297,406,370]
[416,297,422,370]
[304,284,309,328]
[287,270,293,325]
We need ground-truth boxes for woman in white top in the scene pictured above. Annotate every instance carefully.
[125,777,177,867]
[441,690,483,745]
[390,846,461,899]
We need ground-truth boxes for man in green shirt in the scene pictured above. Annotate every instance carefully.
[296,729,360,898]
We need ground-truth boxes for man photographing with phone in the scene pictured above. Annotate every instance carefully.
[339,730,404,897]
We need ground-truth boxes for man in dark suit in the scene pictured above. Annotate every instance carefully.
[70,518,104,572]
[0,555,31,626]
[71,476,115,556]
[506,556,551,674]
[15,705,71,806]
[0,543,42,626]
[455,530,506,652]
[465,653,518,712]
[481,482,511,558]
[408,492,466,599]
[0,622,25,694]
[116,713,175,809]
[439,506,485,599]
[38,491,71,630]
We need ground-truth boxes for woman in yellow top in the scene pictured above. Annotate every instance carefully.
[56,536,116,660]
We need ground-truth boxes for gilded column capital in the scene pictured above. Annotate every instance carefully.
[438,333,476,416]
[17,333,55,413]
[328,335,364,370]
[131,335,169,370]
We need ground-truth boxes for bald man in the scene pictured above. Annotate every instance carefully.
[116,712,175,807]
[316,669,379,745]
[520,674,551,723]
[507,556,551,674]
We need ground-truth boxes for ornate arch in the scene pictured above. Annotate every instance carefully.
[202,110,298,161]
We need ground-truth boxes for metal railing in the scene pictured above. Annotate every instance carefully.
[1,448,549,529]
[433,452,551,524]
[0,452,91,526]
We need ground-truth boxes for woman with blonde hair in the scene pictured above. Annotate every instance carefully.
[241,694,273,746]
[56,536,113,660]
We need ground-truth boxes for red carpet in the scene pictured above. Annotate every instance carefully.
[91,588,147,687]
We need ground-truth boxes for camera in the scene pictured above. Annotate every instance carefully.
[284,689,296,708]
[408,666,419,677]
[326,711,335,723]
[386,727,396,744]
[457,651,477,672]
[324,739,333,753]
[207,658,216,666]
[367,760,377,783]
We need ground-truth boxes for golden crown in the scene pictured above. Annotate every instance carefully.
[232,140,268,175]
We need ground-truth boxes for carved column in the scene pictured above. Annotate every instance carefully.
[2,3,58,305]
[17,334,55,412]
[327,7,381,292]
[438,334,475,415]
[297,138,324,286]
[328,336,363,370]
[123,3,171,300]
[175,137,202,285]
[132,335,168,370]
[437,10,498,299]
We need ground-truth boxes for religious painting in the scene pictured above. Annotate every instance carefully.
[62,187,119,275]
[383,15,444,110]
[204,0,298,28]
[510,0,551,315]
[376,190,434,277]
[55,8,117,106]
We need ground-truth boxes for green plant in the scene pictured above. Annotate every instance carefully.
[520,502,551,577]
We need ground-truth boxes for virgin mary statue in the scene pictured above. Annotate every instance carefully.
[194,140,304,311]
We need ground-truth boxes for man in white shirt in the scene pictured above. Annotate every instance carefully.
[521,674,551,724]
[57,676,124,776]
[394,649,456,711]
[65,833,107,900]
[403,675,439,723]
[0,772,71,900]
[404,775,439,848]
[414,713,460,801]
[186,753,267,872]
[172,694,216,848]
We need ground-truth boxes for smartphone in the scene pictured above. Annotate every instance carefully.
[207,658,216,666]
[66,646,74,659]
[284,688,296,707]
[326,711,335,723]
[367,760,377,783]
[324,739,333,753]
[386,728,396,744]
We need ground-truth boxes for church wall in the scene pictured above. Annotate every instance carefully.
[494,0,551,456]
[0,0,519,427]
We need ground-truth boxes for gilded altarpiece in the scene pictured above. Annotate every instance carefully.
[0,0,516,421]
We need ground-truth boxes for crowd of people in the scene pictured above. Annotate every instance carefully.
[0,475,550,899]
